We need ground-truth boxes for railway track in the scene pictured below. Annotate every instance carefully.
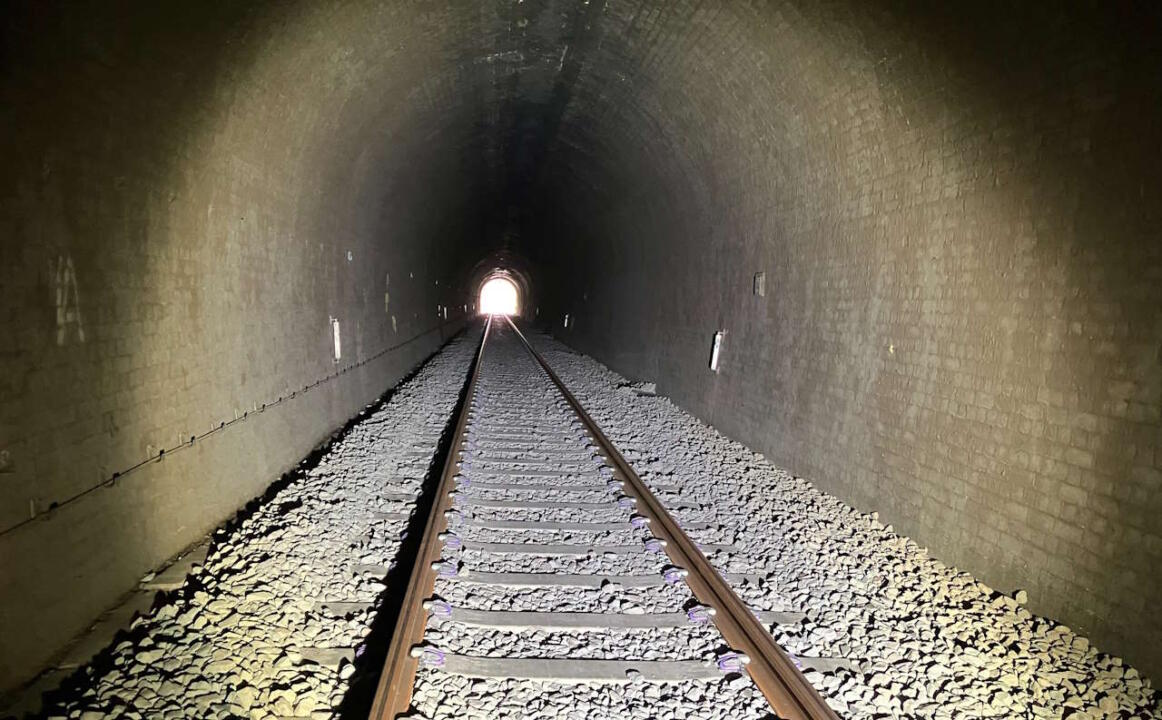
[369,316,849,719]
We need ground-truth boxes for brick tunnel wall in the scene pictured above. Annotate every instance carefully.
[0,3,478,691]
[2,0,1160,696]
[533,2,1162,678]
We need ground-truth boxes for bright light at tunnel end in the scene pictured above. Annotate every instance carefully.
[479,276,519,316]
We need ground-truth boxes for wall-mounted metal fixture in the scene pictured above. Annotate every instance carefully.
[709,330,725,372]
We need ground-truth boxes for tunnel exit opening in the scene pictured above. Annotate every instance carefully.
[478,275,519,315]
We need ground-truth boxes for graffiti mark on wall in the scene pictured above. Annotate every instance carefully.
[52,255,85,345]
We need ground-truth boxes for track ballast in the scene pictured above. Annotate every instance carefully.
[371,318,848,720]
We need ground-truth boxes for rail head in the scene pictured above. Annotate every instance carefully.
[503,316,841,720]
[368,316,493,720]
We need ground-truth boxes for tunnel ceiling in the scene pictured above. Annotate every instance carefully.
[8,0,1155,276]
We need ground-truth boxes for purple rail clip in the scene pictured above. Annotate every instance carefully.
[617,496,637,509]
[606,480,623,494]
[410,646,446,668]
[432,561,458,578]
[423,599,453,618]
[630,515,650,529]
[716,652,750,674]
[663,567,688,585]
[441,533,463,550]
[644,538,666,553]
[686,605,716,624]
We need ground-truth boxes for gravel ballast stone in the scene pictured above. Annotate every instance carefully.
[527,328,1161,720]
[25,321,1161,720]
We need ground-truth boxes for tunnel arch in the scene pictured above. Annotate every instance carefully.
[465,250,535,320]
[1,0,1160,693]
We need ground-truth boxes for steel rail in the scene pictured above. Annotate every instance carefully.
[504,316,840,720]
[368,316,493,720]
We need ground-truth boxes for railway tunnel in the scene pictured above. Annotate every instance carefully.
[2,1,1161,718]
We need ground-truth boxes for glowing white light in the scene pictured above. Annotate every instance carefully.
[479,276,518,315]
